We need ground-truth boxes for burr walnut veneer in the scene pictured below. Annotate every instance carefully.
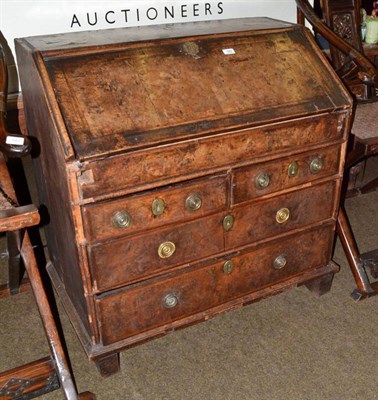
[15,18,352,376]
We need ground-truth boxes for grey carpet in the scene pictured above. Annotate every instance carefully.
[0,159,377,400]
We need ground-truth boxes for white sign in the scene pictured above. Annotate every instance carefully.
[1,1,298,45]
[1,1,299,90]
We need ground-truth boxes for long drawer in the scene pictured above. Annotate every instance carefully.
[95,225,334,346]
[78,113,345,200]
[88,180,337,291]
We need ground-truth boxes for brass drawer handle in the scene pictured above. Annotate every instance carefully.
[288,162,299,178]
[112,211,132,228]
[276,208,290,224]
[158,241,176,259]
[273,255,287,270]
[152,198,165,216]
[185,193,202,211]
[309,157,323,174]
[162,293,179,308]
[255,172,270,190]
[223,260,235,275]
[222,215,235,231]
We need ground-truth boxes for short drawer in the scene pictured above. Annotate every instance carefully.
[95,225,334,345]
[82,175,228,243]
[88,213,225,291]
[226,179,337,249]
[232,145,341,204]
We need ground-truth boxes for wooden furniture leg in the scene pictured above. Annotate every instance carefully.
[337,207,378,301]
[6,230,25,295]
[24,234,92,399]
[0,198,96,399]
[94,354,120,378]
[360,176,378,195]
[304,268,336,297]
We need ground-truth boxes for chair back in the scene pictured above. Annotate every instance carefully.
[296,0,377,101]
[321,0,364,70]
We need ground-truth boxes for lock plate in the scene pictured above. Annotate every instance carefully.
[222,215,235,231]
[152,198,165,216]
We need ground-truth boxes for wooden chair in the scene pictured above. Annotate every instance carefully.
[0,44,95,399]
[296,0,378,300]
[319,0,378,197]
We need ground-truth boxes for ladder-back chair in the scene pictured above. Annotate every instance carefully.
[296,0,378,300]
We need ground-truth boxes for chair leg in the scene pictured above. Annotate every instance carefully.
[361,249,378,279]
[19,232,96,400]
[359,176,378,195]
[345,162,365,197]
[337,207,378,301]
[6,230,24,295]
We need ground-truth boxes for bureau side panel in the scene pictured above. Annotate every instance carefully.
[15,41,92,336]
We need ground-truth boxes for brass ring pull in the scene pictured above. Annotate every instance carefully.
[273,255,287,270]
[276,208,290,224]
[309,157,323,174]
[255,173,270,190]
[112,210,132,228]
[162,293,179,308]
[185,193,202,211]
[158,241,176,259]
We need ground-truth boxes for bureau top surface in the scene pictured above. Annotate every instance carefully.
[18,18,351,160]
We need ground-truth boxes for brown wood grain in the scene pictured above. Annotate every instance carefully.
[0,357,58,399]
[15,42,92,336]
[95,225,333,345]
[15,18,352,375]
[232,144,341,204]
[89,212,226,291]
[78,113,344,201]
[82,174,228,243]
[45,28,349,160]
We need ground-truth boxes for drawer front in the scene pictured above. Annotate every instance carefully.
[89,213,225,291]
[232,145,341,204]
[82,175,228,243]
[78,113,345,200]
[227,180,336,249]
[95,225,334,345]
[89,180,336,291]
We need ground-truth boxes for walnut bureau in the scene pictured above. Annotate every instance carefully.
[15,18,353,376]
